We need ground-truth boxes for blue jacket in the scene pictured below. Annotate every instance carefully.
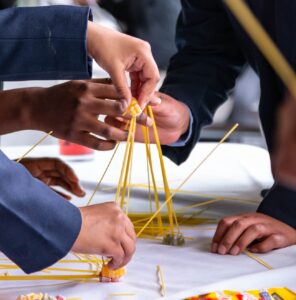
[0,5,92,273]
[161,0,296,229]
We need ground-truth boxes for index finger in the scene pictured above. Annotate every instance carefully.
[136,60,160,108]
[212,216,239,252]
[88,82,120,100]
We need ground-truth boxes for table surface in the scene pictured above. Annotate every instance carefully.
[0,142,295,300]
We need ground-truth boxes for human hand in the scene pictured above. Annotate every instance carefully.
[211,212,296,255]
[72,202,136,269]
[87,22,160,107]
[26,79,131,151]
[273,94,296,188]
[19,157,85,200]
[106,92,191,145]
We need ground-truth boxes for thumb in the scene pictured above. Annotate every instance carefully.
[108,65,132,103]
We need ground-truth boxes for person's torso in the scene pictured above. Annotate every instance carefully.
[225,0,296,152]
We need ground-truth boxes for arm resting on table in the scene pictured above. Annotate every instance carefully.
[0,150,81,274]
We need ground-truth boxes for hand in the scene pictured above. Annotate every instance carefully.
[211,212,296,255]
[106,92,191,145]
[19,157,85,200]
[72,202,136,269]
[87,22,160,107]
[273,94,296,188]
[25,79,130,150]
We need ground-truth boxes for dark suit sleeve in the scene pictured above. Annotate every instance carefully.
[0,5,92,81]
[258,183,296,229]
[160,0,246,165]
[0,150,82,273]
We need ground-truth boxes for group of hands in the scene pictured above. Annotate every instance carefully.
[5,21,296,269]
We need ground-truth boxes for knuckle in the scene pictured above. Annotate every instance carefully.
[219,218,231,227]
[233,219,245,229]
[76,81,89,93]
[221,240,232,248]
[102,127,113,139]
[139,40,151,51]
[270,234,283,246]
[255,244,267,253]
[251,223,265,233]
[114,102,124,114]
[95,142,104,151]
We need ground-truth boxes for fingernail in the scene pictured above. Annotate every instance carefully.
[211,243,218,253]
[230,245,240,256]
[218,245,227,255]
[121,100,128,111]
[150,97,161,105]
[146,116,153,127]
[250,247,258,253]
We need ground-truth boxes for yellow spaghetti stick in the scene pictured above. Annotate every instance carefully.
[115,120,134,203]
[16,131,53,163]
[148,106,175,234]
[141,124,164,235]
[0,274,99,281]
[137,124,239,237]
[244,250,273,270]
[156,265,166,297]
[87,143,120,206]
[224,0,296,98]
[120,116,136,208]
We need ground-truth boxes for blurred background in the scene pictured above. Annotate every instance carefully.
[1,0,265,149]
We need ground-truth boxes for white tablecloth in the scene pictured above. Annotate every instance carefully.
[0,142,295,300]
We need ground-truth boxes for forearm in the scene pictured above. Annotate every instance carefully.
[0,6,92,81]
[0,88,36,134]
[0,150,82,273]
[160,0,245,164]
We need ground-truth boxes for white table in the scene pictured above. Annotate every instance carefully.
[0,142,295,300]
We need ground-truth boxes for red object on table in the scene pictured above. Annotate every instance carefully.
[59,140,94,156]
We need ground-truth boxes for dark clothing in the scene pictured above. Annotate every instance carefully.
[0,5,92,273]
[161,0,296,229]
[100,0,181,69]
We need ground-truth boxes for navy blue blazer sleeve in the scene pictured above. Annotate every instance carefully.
[0,150,82,274]
[0,5,92,81]
[160,0,246,165]
[160,0,296,229]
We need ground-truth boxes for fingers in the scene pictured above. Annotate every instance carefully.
[87,98,128,116]
[249,234,287,253]
[87,82,120,100]
[108,65,132,104]
[74,133,117,151]
[87,78,112,85]
[211,216,237,252]
[130,72,141,99]
[87,120,128,141]
[39,159,85,197]
[214,217,262,255]
[120,235,136,267]
[107,246,125,270]
[50,187,72,200]
[228,224,268,255]
[131,58,160,108]
[211,213,296,256]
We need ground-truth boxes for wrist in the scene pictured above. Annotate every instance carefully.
[87,21,102,60]
[22,87,47,131]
